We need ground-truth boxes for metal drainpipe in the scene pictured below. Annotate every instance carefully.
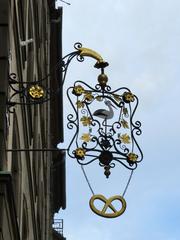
[0,0,9,170]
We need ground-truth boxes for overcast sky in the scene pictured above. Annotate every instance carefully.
[55,1,180,239]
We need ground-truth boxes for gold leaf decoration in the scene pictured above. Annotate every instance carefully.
[121,119,129,129]
[81,133,91,142]
[127,153,138,162]
[74,148,86,159]
[76,100,84,109]
[29,85,44,99]
[120,134,131,144]
[72,85,85,96]
[84,91,94,101]
[123,91,135,103]
[113,94,121,102]
[95,96,103,101]
[123,107,128,116]
[80,116,92,126]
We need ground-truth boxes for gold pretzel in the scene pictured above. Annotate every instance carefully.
[89,194,126,218]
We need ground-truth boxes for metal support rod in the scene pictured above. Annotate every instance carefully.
[4,148,67,152]
[0,24,8,27]
[0,56,8,60]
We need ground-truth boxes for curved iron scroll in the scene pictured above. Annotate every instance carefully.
[7,42,108,111]
[7,43,81,109]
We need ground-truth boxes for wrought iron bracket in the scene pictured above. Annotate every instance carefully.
[7,42,109,111]
[5,148,65,152]
[61,42,109,85]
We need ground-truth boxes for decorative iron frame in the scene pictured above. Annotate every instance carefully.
[66,80,143,177]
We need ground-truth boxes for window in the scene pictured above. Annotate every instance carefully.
[17,0,26,67]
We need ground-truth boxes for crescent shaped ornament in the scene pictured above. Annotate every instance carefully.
[79,47,109,68]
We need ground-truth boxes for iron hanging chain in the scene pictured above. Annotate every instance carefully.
[122,170,134,197]
[81,166,95,195]
[81,165,133,198]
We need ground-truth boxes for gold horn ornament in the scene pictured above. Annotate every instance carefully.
[79,47,109,68]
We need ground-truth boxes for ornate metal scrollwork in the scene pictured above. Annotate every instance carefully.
[7,73,55,110]
[7,42,143,178]
[7,42,109,111]
[67,79,143,178]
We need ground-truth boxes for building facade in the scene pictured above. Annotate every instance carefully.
[0,0,65,239]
